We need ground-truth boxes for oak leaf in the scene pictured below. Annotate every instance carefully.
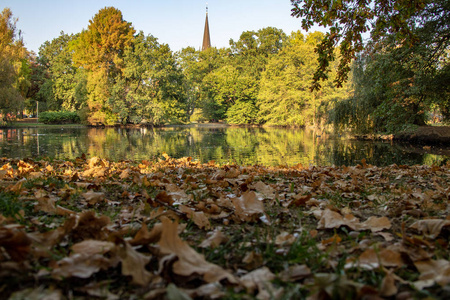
[232,191,265,222]
[410,219,450,239]
[52,253,113,279]
[116,241,153,286]
[82,190,106,205]
[158,217,238,284]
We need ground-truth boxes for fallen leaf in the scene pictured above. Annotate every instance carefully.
[180,205,211,230]
[199,229,228,248]
[116,240,153,286]
[380,270,398,297]
[129,223,163,246]
[250,181,275,199]
[158,217,238,284]
[71,240,115,256]
[414,259,450,288]
[0,225,31,261]
[410,219,450,239]
[82,190,106,205]
[275,231,296,246]
[279,264,311,282]
[232,191,265,222]
[361,216,392,232]
[317,209,361,231]
[52,253,113,279]
[240,267,282,300]
[346,247,404,270]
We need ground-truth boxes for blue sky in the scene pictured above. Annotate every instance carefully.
[1,0,312,54]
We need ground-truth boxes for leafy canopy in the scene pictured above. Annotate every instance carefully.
[291,0,449,90]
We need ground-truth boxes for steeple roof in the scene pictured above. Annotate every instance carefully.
[202,5,211,51]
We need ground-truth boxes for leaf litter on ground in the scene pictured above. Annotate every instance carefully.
[0,155,449,299]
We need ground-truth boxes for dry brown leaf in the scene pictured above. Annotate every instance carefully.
[155,191,174,205]
[317,209,361,231]
[210,169,226,180]
[166,184,192,204]
[409,219,450,239]
[71,240,115,256]
[52,253,113,279]
[69,211,111,241]
[361,216,392,232]
[242,251,264,270]
[82,166,109,178]
[82,190,106,205]
[129,223,163,246]
[119,168,132,179]
[116,242,153,286]
[180,205,211,230]
[414,259,450,289]
[0,226,31,261]
[183,283,225,299]
[275,232,296,246]
[380,270,398,297]
[199,229,228,248]
[232,191,265,222]
[8,287,62,300]
[158,217,238,284]
[279,264,311,282]
[321,234,342,246]
[347,248,404,270]
[250,181,275,199]
[240,267,282,300]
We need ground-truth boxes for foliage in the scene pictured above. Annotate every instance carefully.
[1,155,450,298]
[38,111,81,124]
[71,7,135,125]
[0,8,28,123]
[331,23,449,133]
[258,32,350,127]
[290,0,449,89]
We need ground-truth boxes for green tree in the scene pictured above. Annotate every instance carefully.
[37,32,86,111]
[291,0,450,90]
[177,46,231,122]
[258,32,349,127]
[116,32,187,125]
[71,7,135,125]
[0,8,29,123]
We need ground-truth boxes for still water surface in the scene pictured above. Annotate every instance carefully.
[0,126,448,166]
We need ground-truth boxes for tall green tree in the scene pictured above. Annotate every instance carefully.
[0,8,29,122]
[177,46,231,122]
[118,32,187,125]
[258,32,349,127]
[71,7,135,125]
[37,32,86,111]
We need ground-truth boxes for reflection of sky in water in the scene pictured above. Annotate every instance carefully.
[0,127,448,167]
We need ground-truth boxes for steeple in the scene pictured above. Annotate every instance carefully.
[202,3,211,51]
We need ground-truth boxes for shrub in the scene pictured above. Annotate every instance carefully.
[38,111,81,124]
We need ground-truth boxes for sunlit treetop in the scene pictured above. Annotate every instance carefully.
[71,7,135,72]
[291,0,449,90]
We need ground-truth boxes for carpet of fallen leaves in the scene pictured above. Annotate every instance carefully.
[1,154,449,299]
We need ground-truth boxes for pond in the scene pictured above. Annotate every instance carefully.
[0,125,448,166]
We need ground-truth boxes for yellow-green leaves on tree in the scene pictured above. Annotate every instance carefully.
[72,7,135,73]
[0,8,28,122]
[71,7,135,125]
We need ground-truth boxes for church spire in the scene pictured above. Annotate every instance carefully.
[202,3,211,51]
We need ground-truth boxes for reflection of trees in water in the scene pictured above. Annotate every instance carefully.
[321,140,428,166]
[0,127,447,166]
